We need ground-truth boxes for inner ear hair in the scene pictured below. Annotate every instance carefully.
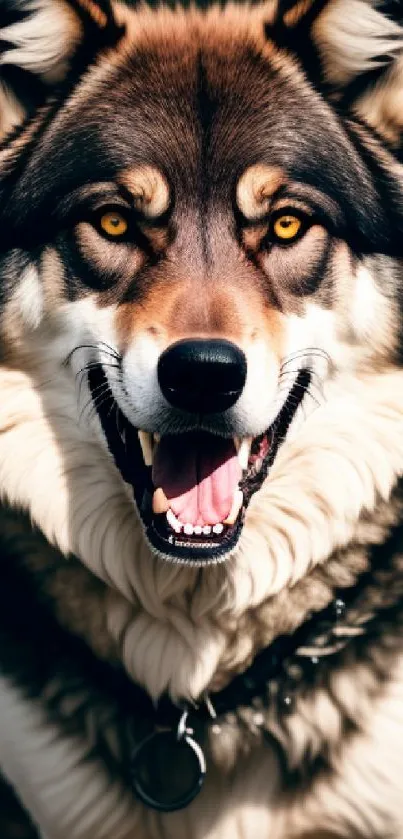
[0,0,82,139]
[312,0,403,145]
[0,0,123,142]
[267,0,403,146]
[265,0,332,89]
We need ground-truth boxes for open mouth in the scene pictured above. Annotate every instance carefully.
[88,367,310,564]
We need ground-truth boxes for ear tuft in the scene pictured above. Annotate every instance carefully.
[0,82,24,139]
[0,0,83,138]
[0,0,82,83]
[265,0,332,90]
[0,0,122,141]
[267,0,403,145]
[313,0,403,143]
[313,0,403,87]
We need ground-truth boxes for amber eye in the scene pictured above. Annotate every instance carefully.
[272,214,302,242]
[99,211,128,238]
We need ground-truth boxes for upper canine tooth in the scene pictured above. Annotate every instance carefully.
[152,487,169,514]
[237,437,252,471]
[223,489,244,525]
[167,508,182,533]
[138,430,154,465]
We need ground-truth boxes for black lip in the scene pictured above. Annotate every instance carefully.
[241,367,310,506]
[147,513,244,564]
[87,366,310,564]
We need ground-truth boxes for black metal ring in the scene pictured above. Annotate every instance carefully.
[130,729,206,812]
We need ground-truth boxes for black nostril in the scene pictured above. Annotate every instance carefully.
[157,339,247,414]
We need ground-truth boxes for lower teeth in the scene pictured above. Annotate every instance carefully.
[164,514,230,538]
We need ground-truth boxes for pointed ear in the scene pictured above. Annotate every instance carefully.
[264,0,334,94]
[265,0,331,56]
[266,0,403,146]
[0,0,122,140]
[312,0,403,145]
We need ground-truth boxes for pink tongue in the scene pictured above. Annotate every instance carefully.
[152,432,241,527]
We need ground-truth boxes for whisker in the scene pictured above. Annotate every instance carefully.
[278,362,324,375]
[97,340,121,358]
[75,361,121,405]
[88,379,111,396]
[272,373,326,425]
[278,368,325,395]
[79,384,111,424]
[115,403,126,447]
[85,392,113,424]
[63,343,121,367]
[75,361,121,381]
[79,395,95,424]
[277,386,324,407]
[92,385,113,404]
[106,395,117,420]
[292,385,321,408]
[277,350,329,417]
[278,368,324,387]
[280,347,331,366]
[276,379,324,405]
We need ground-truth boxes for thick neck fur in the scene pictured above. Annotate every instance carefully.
[1,336,403,701]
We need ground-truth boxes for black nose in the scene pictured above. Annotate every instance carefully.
[157,339,247,414]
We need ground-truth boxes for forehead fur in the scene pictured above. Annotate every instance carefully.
[0,0,402,261]
[114,2,275,49]
[1,3,377,219]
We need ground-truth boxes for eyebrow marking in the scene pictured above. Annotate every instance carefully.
[237,164,285,220]
[119,165,170,219]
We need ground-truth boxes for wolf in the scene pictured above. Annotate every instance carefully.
[0,0,403,836]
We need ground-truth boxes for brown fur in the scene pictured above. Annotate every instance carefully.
[0,1,403,837]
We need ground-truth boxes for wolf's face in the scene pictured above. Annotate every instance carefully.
[0,0,403,565]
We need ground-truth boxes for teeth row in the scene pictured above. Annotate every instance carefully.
[152,485,244,535]
[166,508,225,536]
[140,428,247,538]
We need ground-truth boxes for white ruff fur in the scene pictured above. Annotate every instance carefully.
[0,351,402,700]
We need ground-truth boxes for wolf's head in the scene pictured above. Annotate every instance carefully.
[0,0,403,569]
